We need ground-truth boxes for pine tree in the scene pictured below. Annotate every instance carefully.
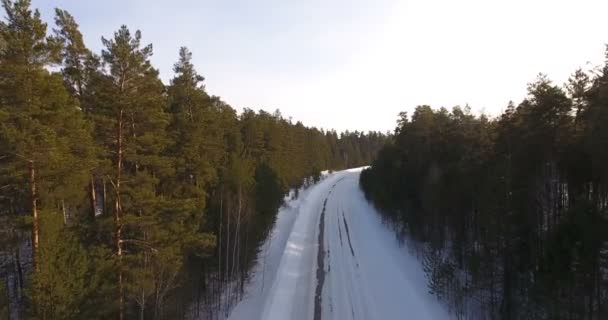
[52,9,99,104]
[0,0,95,271]
[167,47,222,197]
[94,25,170,319]
[52,8,103,220]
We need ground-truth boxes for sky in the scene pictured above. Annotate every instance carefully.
[29,0,608,132]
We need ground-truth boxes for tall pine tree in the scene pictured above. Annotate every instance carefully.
[0,0,95,270]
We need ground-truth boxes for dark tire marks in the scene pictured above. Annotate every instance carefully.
[314,178,343,320]
[314,197,328,320]
[337,210,344,248]
[342,211,356,258]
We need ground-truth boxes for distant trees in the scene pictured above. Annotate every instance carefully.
[361,57,608,318]
[0,0,388,319]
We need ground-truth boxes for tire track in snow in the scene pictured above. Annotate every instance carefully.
[314,178,343,320]
[229,170,450,320]
[337,208,344,248]
[313,197,328,320]
[342,211,356,259]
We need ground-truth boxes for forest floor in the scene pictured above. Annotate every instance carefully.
[226,169,450,320]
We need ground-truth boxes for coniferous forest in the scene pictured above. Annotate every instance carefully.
[0,1,388,319]
[360,53,608,317]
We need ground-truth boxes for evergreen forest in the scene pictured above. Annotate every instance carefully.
[0,1,387,319]
[361,50,608,319]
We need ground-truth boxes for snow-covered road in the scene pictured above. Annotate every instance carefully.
[228,169,449,320]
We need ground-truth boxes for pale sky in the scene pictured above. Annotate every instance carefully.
[30,0,608,132]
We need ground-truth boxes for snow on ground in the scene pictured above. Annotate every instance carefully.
[228,169,449,320]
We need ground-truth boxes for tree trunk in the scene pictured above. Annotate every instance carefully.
[232,187,242,301]
[61,199,67,225]
[217,195,223,317]
[14,248,23,293]
[224,193,230,316]
[4,275,10,319]
[115,109,125,320]
[130,113,139,172]
[139,290,145,320]
[103,178,108,216]
[29,160,39,272]
[240,218,248,297]
[90,175,97,218]
[502,252,511,320]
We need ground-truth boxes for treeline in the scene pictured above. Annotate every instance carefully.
[360,52,608,318]
[0,1,388,319]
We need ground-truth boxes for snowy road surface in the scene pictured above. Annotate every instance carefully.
[228,169,449,320]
